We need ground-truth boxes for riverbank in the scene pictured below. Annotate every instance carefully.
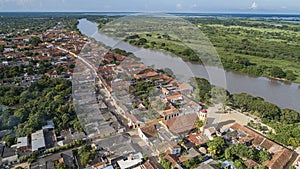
[122,32,300,84]
[77,18,300,114]
[89,15,300,84]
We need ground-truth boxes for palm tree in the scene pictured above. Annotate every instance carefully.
[195,120,204,133]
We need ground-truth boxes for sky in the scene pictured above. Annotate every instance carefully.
[0,0,299,13]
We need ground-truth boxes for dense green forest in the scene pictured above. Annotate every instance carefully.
[190,77,300,147]
[0,77,82,146]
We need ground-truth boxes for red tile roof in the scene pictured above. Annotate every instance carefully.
[186,133,207,146]
[141,160,159,169]
[140,125,158,138]
[163,113,199,134]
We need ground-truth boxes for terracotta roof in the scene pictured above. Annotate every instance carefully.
[186,133,207,146]
[166,93,183,101]
[261,139,278,151]
[113,53,126,61]
[168,141,181,148]
[239,135,254,144]
[140,125,158,138]
[178,83,191,89]
[92,162,106,168]
[201,109,207,113]
[244,159,260,168]
[164,152,179,167]
[161,87,169,94]
[141,160,160,169]
[263,148,293,169]
[125,112,138,123]
[158,108,179,117]
[163,113,199,134]
[134,71,158,79]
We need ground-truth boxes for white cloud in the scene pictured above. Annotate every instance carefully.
[191,4,198,8]
[250,2,258,9]
[176,3,182,9]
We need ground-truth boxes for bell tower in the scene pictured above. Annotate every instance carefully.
[198,109,207,133]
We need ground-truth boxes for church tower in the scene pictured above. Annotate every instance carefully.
[198,109,207,133]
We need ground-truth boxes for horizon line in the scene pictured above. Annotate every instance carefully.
[0,11,300,15]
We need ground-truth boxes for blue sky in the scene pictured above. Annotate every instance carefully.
[0,0,299,13]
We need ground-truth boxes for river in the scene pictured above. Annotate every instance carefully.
[77,18,300,112]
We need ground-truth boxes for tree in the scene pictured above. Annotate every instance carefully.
[234,159,246,169]
[53,163,70,169]
[280,109,300,124]
[195,120,204,133]
[269,66,286,78]
[231,93,255,111]
[78,145,95,167]
[190,78,212,103]
[183,158,197,169]
[160,158,171,169]
[2,131,15,147]
[258,149,271,163]
[286,70,297,81]
[29,37,42,46]
[207,137,226,157]
[210,87,230,104]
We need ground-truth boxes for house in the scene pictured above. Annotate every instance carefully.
[91,163,114,169]
[186,133,207,146]
[138,125,158,146]
[133,69,158,79]
[163,153,183,169]
[163,113,199,136]
[58,153,75,169]
[31,130,46,152]
[244,159,260,168]
[90,162,106,169]
[138,124,180,156]
[158,107,179,120]
[16,136,29,152]
[166,93,183,103]
[168,141,181,156]
[221,160,235,169]
[125,112,142,128]
[141,160,162,169]
[116,152,143,169]
[1,146,18,165]
[31,126,55,152]
[178,147,201,163]
[177,83,193,95]
[196,163,219,169]
[204,127,217,140]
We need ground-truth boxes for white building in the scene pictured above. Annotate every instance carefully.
[31,130,46,152]
[117,152,143,169]
[17,136,29,151]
